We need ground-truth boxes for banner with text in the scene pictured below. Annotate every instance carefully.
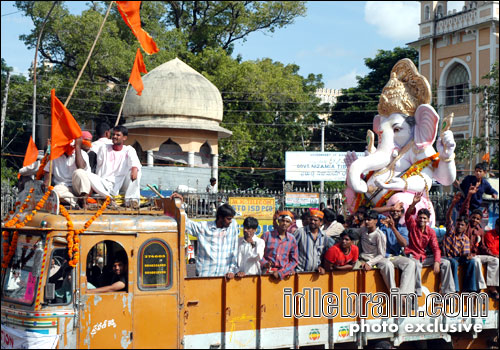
[285,152,365,181]
[285,192,320,208]
[228,197,275,219]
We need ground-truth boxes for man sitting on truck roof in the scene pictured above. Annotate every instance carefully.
[87,258,127,293]
[260,211,299,280]
[321,229,359,272]
[44,136,91,209]
[88,125,141,207]
[373,202,416,295]
[405,192,455,296]
[172,195,240,279]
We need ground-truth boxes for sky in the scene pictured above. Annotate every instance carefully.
[1,1,465,90]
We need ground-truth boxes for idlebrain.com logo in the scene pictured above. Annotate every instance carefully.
[338,326,349,338]
[309,328,320,341]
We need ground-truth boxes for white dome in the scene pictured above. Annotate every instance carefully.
[123,58,223,122]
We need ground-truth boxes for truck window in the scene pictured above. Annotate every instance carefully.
[2,234,45,306]
[138,239,172,290]
[46,248,73,305]
[86,240,128,292]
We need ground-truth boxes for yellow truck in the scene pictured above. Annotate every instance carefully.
[1,183,498,349]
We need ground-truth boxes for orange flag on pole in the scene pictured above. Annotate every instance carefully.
[116,1,159,55]
[50,89,82,160]
[482,153,490,162]
[18,136,39,179]
[129,48,148,96]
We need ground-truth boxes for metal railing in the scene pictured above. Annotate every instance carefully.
[1,184,453,223]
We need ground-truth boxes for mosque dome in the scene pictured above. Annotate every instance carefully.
[123,58,231,138]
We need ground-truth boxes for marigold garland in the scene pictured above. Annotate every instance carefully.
[1,186,54,269]
[35,153,49,180]
[59,196,110,267]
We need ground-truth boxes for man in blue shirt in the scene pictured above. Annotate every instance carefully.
[376,203,416,295]
[172,193,239,278]
[457,162,498,212]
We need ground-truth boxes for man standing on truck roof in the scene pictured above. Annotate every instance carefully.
[260,210,299,280]
[172,193,239,279]
[294,209,334,274]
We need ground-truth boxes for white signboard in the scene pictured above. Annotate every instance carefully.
[285,152,365,182]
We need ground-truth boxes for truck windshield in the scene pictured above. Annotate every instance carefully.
[2,234,45,305]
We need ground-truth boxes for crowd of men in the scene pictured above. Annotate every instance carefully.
[19,123,141,209]
[173,162,499,300]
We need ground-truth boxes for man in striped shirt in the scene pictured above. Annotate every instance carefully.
[442,192,476,292]
[177,198,239,278]
[294,209,334,273]
[261,211,299,280]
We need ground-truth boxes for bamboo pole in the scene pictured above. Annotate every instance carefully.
[115,81,130,126]
[33,1,58,144]
[64,1,114,107]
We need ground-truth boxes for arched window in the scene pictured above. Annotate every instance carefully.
[424,5,430,20]
[155,139,187,165]
[436,4,444,18]
[86,240,128,292]
[446,64,469,105]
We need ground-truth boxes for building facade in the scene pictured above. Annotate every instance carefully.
[408,1,499,173]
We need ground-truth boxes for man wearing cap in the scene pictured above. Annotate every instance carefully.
[44,136,91,209]
[360,210,399,294]
[321,230,359,272]
[261,211,299,280]
[294,209,334,273]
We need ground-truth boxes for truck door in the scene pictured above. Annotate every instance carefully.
[77,236,134,349]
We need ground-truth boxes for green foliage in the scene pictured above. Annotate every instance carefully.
[326,47,418,152]
[1,158,18,187]
[467,62,499,171]
[5,1,311,191]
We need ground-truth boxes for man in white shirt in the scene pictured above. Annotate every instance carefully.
[44,137,91,209]
[237,217,265,276]
[88,125,141,207]
[18,150,44,191]
[90,122,113,154]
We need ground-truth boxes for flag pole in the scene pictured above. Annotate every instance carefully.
[115,81,130,126]
[64,1,114,107]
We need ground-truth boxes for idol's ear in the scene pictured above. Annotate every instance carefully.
[414,104,439,149]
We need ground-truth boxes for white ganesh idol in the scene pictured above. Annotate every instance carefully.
[345,59,456,226]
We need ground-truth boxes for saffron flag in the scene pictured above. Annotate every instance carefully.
[50,89,82,160]
[129,48,148,96]
[482,153,490,162]
[116,1,159,55]
[18,136,39,179]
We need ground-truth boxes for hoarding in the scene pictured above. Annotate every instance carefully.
[285,192,320,208]
[285,152,365,181]
[228,197,275,219]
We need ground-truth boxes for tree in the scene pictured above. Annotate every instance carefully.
[325,47,418,152]
[459,61,499,170]
[6,1,316,190]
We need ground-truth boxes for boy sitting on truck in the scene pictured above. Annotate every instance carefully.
[321,229,359,272]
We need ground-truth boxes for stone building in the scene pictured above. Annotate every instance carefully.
[123,58,232,192]
[408,1,498,173]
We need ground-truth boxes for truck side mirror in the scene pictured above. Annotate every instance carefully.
[45,283,55,301]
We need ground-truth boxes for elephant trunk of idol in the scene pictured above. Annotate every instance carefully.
[347,129,394,194]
